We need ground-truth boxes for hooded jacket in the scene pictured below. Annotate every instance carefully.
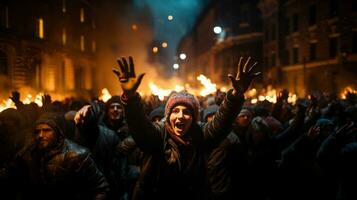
[9,113,109,200]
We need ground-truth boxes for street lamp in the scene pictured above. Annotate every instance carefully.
[152,46,158,53]
[213,26,222,34]
[173,63,179,69]
[179,53,187,60]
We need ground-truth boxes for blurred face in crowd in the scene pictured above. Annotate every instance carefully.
[235,109,252,128]
[169,105,193,137]
[34,123,57,150]
[108,103,123,122]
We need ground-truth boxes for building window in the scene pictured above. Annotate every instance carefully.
[80,35,85,51]
[80,8,85,23]
[0,5,9,28]
[271,23,276,41]
[36,18,44,39]
[92,40,96,53]
[352,32,357,53]
[0,50,8,76]
[293,47,299,64]
[309,42,317,61]
[62,0,66,13]
[62,28,66,45]
[329,37,338,57]
[329,0,338,18]
[309,4,316,26]
[293,13,299,32]
[271,53,276,67]
[285,49,290,65]
[286,18,290,35]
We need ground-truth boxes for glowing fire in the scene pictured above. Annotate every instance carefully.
[22,93,44,107]
[248,86,297,105]
[340,86,357,99]
[149,82,184,101]
[99,88,112,102]
[0,99,16,112]
[197,74,217,96]
[0,92,45,112]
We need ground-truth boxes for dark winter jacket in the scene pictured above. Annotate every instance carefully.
[9,139,109,200]
[121,90,244,200]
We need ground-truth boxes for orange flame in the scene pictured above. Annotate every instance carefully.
[149,82,184,101]
[340,86,357,99]
[99,88,112,102]
[197,74,217,96]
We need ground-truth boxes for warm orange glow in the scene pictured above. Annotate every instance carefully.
[340,86,357,99]
[80,8,85,23]
[132,24,138,30]
[197,74,217,96]
[247,86,297,105]
[99,88,112,102]
[80,35,85,51]
[149,82,184,101]
[0,99,15,112]
[152,47,158,53]
[62,28,66,45]
[38,18,44,39]
[92,40,96,52]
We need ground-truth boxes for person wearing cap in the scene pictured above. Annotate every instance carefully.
[102,95,126,133]
[6,113,109,200]
[112,56,261,200]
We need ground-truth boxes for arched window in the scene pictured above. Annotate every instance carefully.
[0,50,8,76]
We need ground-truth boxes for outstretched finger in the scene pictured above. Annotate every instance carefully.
[112,68,121,78]
[236,57,243,79]
[253,72,262,78]
[121,57,129,73]
[117,59,125,74]
[247,61,258,74]
[228,74,235,83]
[243,57,251,73]
[129,56,135,77]
[134,73,146,90]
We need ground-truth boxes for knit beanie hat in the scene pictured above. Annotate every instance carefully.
[165,92,200,121]
[105,95,122,111]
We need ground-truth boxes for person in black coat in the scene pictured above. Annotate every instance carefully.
[5,113,109,200]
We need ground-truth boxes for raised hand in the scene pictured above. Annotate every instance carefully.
[10,91,21,104]
[228,57,261,95]
[112,56,145,97]
[42,94,52,107]
[74,105,92,125]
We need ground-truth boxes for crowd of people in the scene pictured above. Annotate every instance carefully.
[0,56,356,200]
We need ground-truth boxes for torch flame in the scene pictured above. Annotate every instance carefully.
[197,74,217,96]
[340,86,357,99]
[149,82,184,101]
[99,88,112,103]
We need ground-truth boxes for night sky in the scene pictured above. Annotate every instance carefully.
[133,0,211,64]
